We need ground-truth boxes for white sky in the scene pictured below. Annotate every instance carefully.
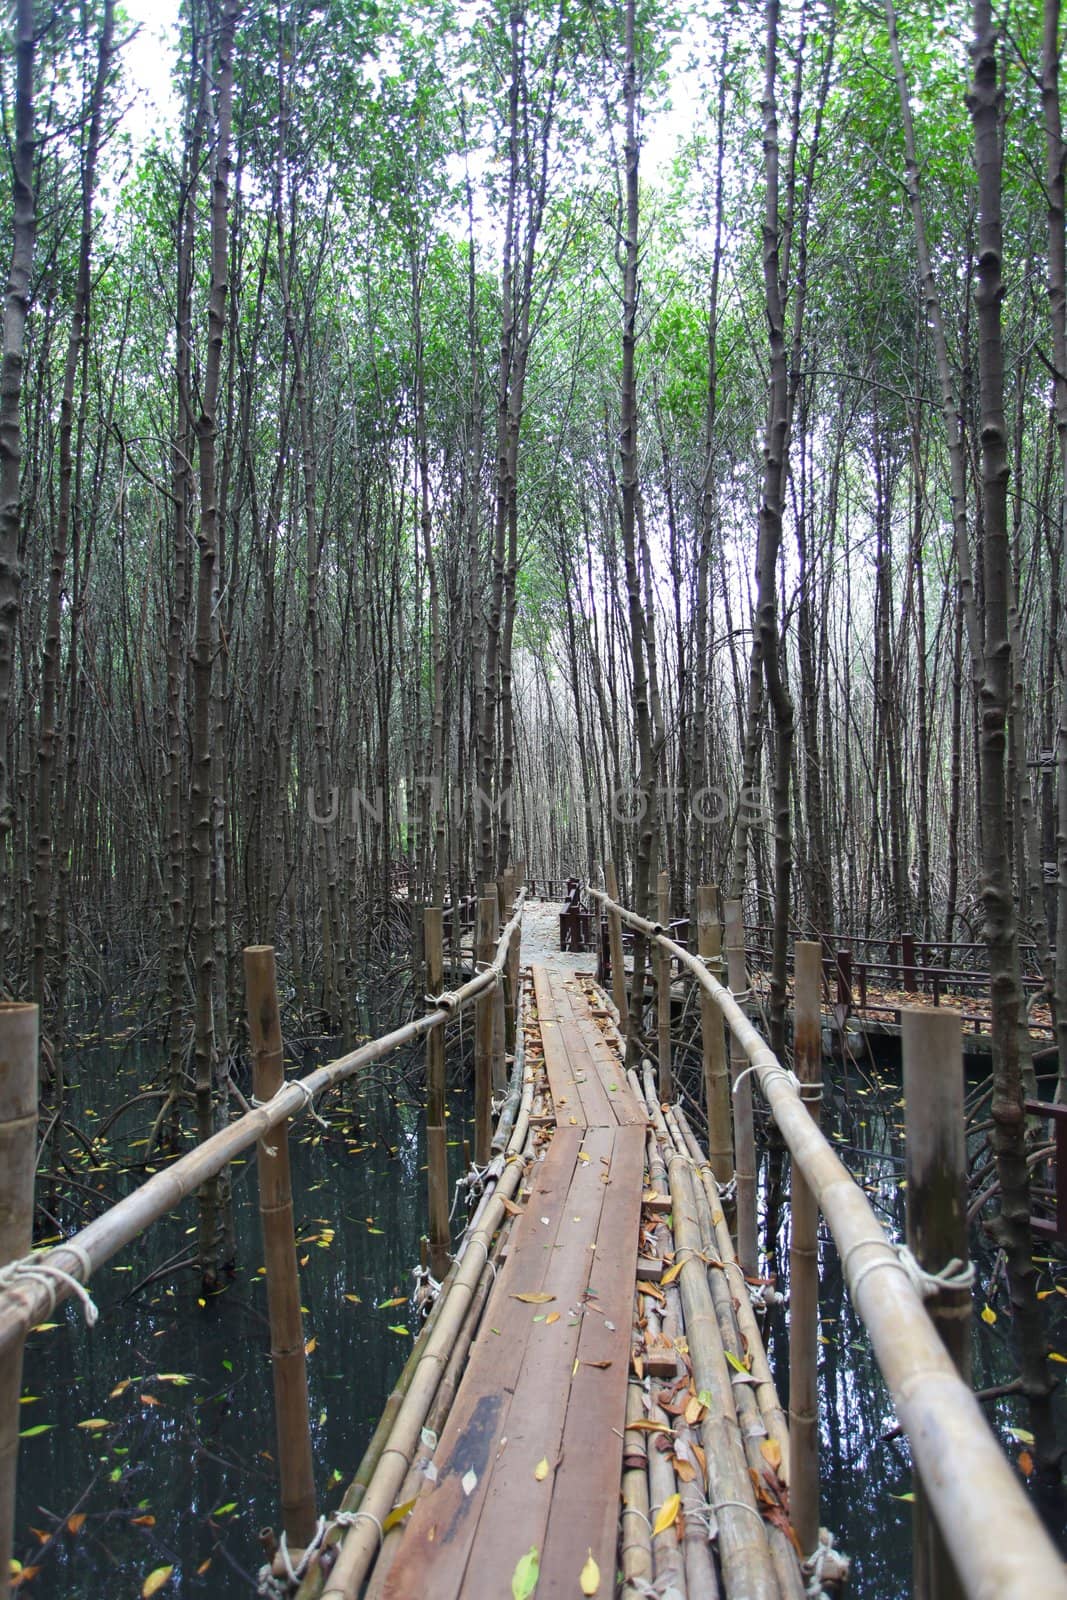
[118,0,181,146]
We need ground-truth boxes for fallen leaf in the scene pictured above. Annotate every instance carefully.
[981,1305,997,1326]
[1049,1352,1067,1364]
[10,1567,40,1589]
[388,1325,411,1336]
[760,1439,782,1471]
[534,1457,549,1481]
[76,1418,110,1431]
[1008,1427,1035,1445]
[511,1545,539,1600]
[141,1567,174,1598]
[653,1493,681,1535]
[889,1492,916,1503]
[1017,1450,1034,1478]
[724,1350,750,1375]
[580,1549,600,1594]
[66,1514,86,1535]
[382,1498,417,1532]
[661,1261,684,1286]
[378,1297,407,1310]
[305,1338,317,1355]
[512,1293,555,1305]
[684,1395,705,1425]
[18,1425,52,1438]
[130,1515,156,1527]
[546,1312,560,1325]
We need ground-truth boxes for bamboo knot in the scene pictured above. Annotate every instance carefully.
[0,1242,98,1327]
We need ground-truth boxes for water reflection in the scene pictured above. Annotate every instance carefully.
[16,1029,476,1596]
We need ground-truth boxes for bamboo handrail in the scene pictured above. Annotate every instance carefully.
[586,880,1067,1600]
[0,889,527,1362]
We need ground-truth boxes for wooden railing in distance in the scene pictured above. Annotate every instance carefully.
[585,879,1067,1600]
[0,889,525,1564]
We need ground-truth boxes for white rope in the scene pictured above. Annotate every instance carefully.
[732,1061,802,1098]
[843,1238,975,1303]
[0,1243,98,1326]
[331,1508,384,1548]
[714,1497,767,1526]
[804,1528,851,1598]
[427,990,460,1013]
[251,1079,330,1132]
[277,1516,327,1584]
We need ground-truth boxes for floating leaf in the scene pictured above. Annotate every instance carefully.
[213,1502,237,1517]
[980,1305,997,1326]
[130,1515,156,1528]
[388,1325,411,1336]
[1008,1427,1035,1445]
[511,1545,539,1600]
[110,1380,132,1398]
[534,1458,549,1482]
[10,1566,40,1588]
[343,1294,362,1304]
[305,1338,317,1355]
[889,1492,916,1503]
[580,1550,600,1595]
[1018,1450,1034,1478]
[18,1425,53,1438]
[378,1297,407,1310]
[141,1567,174,1598]
[77,1419,110,1431]
[1049,1352,1067,1364]
[653,1493,681,1535]
[512,1293,555,1305]
[66,1514,87,1535]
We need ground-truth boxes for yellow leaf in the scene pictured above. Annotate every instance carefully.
[382,1498,417,1532]
[142,1567,174,1598]
[981,1305,996,1326]
[305,1337,317,1355]
[66,1513,87,1535]
[724,1350,750,1374]
[512,1293,555,1304]
[109,1380,131,1398]
[652,1493,681,1536]
[1049,1351,1067,1364]
[534,1457,550,1481]
[511,1545,539,1600]
[684,1395,705,1425]
[130,1515,156,1527]
[760,1438,782,1471]
[77,1418,110,1431]
[1018,1449,1034,1478]
[661,1261,683,1285]
[545,1312,560,1325]
[580,1550,600,1594]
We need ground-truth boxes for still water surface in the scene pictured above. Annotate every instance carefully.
[13,1026,1066,1595]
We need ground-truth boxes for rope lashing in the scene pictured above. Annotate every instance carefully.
[426,990,460,1013]
[732,1061,803,1097]
[449,1162,491,1222]
[0,1242,98,1327]
[842,1237,975,1302]
[277,1516,327,1584]
[804,1528,851,1598]
[251,1078,330,1133]
[332,1508,384,1548]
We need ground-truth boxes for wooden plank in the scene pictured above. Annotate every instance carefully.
[462,1126,616,1582]
[538,1122,649,1596]
[533,966,583,1123]
[546,972,618,1128]
[572,1013,646,1125]
[382,1130,582,1599]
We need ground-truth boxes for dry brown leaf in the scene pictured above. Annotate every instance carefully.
[66,1513,86,1535]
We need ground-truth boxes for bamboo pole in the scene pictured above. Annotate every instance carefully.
[503,873,519,1058]
[244,947,317,1551]
[696,885,731,1181]
[605,862,628,1033]
[621,1380,653,1595]
[586,881,1067,1600]
[903,1006,969,1600]
[0,893,527,1358]
[667,1155,779,1600]
[474,896,496,1166]
[790,940,822,1558]
[424,908,450,1279]
[656,870,672,1099]
[724,897,757,1274]
[0,1003,37,1590]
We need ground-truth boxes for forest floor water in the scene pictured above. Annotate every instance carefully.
[11,1001,1067,1596]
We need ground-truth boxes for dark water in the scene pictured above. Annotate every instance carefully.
[13,1024,1067,1595]
[14,1024,477,1597]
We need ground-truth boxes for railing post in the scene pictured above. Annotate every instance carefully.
[474,896,496,1167]
[605,861,627,1033]
[902,1006,969,1600]
[724,898,757,1275]
[696,886,732,1182]
[790,942,822,1558]
[0,1003,38,1589]
[424,908,451,1279]
[656,870,672,1100]
[902,932,918,994]
[243,949,317,1551]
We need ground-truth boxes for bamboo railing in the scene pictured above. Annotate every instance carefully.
[585,880,1067,1600]
[0,888,525,1578]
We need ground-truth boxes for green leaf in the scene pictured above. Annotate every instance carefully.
[18,1424,53,1438]
[512,1545,540,1600]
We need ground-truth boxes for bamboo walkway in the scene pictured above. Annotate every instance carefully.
[370,931,808,1600]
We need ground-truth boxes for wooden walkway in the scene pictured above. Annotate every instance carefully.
[382,963,647,1598]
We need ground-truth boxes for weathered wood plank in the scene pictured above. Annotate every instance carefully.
[538,1122,649,1597]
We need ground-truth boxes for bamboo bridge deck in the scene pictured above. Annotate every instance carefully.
[369,929,806,1600]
